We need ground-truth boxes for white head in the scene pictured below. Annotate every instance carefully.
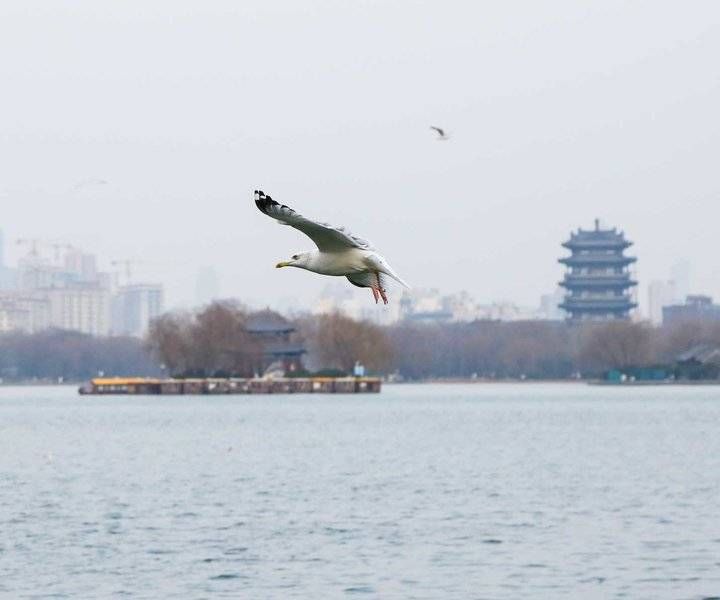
[276,252,312,270]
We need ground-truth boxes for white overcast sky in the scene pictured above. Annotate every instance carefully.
[1,1,719,312]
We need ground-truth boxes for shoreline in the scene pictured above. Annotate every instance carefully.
[4,378,720,388]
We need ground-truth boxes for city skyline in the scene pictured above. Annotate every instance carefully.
[0,190,711,316]
[0,231,164,337]
[0,224,709,324]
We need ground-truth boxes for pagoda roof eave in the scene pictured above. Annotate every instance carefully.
[559,256,637,266]
[562,240,632,249]
[560,301,638,311]
[560,277,638,286]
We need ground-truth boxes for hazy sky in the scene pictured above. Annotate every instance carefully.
[1,1,719,312]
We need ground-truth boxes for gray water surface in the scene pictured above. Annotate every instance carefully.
[1,383,719,599]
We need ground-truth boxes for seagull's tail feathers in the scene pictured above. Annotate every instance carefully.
[367,254,410,290]
[383,268,410,290]
[390,274,411,289]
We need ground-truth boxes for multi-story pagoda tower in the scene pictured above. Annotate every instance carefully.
[558,219,637,321]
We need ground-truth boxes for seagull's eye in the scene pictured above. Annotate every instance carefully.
[292,255,299,260]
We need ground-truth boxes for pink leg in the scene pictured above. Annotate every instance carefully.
[371,287,379,303]
[376,272,388,304]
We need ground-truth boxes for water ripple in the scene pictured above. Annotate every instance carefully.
[2,384,720,598]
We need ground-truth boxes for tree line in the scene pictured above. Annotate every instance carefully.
[0,329,157,382]
[387,319,720,379]
[1,300,718,381]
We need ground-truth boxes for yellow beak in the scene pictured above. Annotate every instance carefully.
[276,261,291,268]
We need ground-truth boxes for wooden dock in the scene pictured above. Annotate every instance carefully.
[78,376,382,395]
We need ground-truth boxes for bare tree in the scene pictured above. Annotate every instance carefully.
[656,320,720,361]
[146,301,262,377]
[146,312,194,375]
[190,301,262,377]
[579,321,655,372]
[303,312,394,373]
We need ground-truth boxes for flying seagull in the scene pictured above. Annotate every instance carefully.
[254,190,409,304]
[430,126,449,140]
[73,177,109,190]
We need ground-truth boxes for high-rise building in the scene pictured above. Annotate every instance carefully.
[4,240,165,337]
[670,260,691,302]
[112,283,164,337]
[64,248,99,282]
[0,294,26,333]
[11,246,113,335]
[17,256,65,290]
[0,291,51,333]
[194,266,220,307]
[558,219,637,322]
[539,288,566,320]
[0,229,16,290]
[648,280,678,325]
[47,284,111,336]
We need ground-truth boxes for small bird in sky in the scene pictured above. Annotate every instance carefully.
[430,126,450,141]
[73,178,109,191]
[254,190,409,304]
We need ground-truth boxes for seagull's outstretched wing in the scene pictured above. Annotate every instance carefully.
[430,126,445,137]
[254,190,373,253]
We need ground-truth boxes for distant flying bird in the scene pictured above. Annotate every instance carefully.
[254,190,409,304]
[73,178,109,191]
[430,126,449,140]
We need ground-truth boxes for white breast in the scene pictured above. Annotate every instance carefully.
[308,249,371,276]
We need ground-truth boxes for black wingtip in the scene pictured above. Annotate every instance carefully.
[254,189,278,215]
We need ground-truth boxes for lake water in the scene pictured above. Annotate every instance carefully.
[1,383,719,599]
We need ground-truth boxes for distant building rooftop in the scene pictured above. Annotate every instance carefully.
[663,295,720,325]
[246,310,305,373]
[246,309,295,334]
[677,344,720,366]
[562,219,633,250]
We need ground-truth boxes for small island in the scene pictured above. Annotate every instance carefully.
[79,376,381,395]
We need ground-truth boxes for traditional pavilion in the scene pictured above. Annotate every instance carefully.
[246,310,306,373]
[558,219,637,322]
